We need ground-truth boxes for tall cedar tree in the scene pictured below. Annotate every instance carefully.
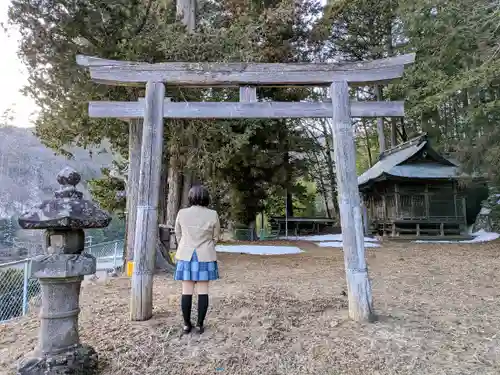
[8,0,324,227]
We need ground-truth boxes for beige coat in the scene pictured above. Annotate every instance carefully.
[174,206,221,262]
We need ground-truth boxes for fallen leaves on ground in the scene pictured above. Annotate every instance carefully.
[2,240,500,375]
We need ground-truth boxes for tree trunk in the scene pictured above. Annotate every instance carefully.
[155,151,175,272]
[374,85,386,153]
[154,152,175,272]
[181,170,193,208]
[283,142,294,218]
[398,118,408,142]
[176,0,196,32]
[124,119,142,269]
[390,118,398,147]
[322,120,339,217]
[386,18,397,148]
[248,219,257,241]
[322,191,332,218]
[316,169,331,218]
[158,155,169,225]
[286,190,294,217]
[361,118,373,167]
[166,145,182,228]
[169,0,197,222]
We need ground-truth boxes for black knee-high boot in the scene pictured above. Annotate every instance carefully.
[197,294,209,334]
[181,294,193,333]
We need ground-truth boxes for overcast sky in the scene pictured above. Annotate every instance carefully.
[1,0,328,128]
[0,1,36,128]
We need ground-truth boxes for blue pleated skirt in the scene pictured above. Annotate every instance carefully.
[174,250,219,281]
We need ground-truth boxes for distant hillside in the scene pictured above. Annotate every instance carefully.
[0,126,115,218]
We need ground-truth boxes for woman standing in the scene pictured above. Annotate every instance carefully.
[174,185,221,334]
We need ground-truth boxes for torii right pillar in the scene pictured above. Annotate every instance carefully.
[330,81,375,322]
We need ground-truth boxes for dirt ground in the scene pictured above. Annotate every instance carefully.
[2,240,500,375]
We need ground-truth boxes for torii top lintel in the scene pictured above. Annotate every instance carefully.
[76,53,415,87]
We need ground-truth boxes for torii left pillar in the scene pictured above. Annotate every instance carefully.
[130,81,165,321]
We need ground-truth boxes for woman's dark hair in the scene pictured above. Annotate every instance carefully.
[188,185,210,207]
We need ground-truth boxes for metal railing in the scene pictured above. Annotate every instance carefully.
[0,239,124,324]
[0,259,41,323]
[233,228,257,241]
[84,239,124,272]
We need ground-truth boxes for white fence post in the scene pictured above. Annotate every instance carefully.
[86,235,93,249]
[22,261,29,315]
[88,242,99,281]
[112,241,119,269]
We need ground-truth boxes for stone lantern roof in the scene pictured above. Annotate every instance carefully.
[18,167,111,230]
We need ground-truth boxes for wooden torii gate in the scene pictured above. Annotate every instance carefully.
[77,53,415,322]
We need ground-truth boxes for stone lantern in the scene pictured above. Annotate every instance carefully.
[17,167,111,375]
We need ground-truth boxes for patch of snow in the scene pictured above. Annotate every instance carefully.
[216,245,302,255]
[281,234,378,242]
[280,234,380,250]
[467,230,500,242]
[316,241,381,248]
[479,207,491,215]
[414,230,500,244]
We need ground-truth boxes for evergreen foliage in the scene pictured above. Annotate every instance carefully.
[6,0,500,226]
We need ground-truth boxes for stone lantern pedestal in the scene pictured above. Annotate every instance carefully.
[16,167,111,375]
